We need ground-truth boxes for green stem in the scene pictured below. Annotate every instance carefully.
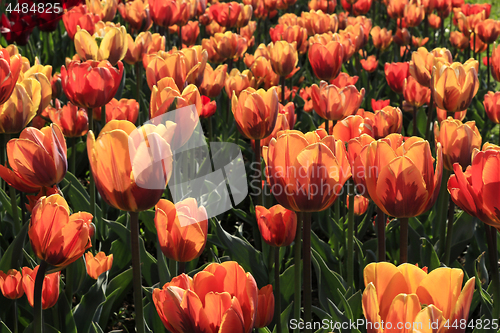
[485,225,500,319]
[275,247,282,333]
[376,207,386,262]
[487,43,491,89]
[65,265,73,304]
[254,139,262,207]
[130,212,146,333]
[443,197,455,266]
[333,198,340,256]
[178,261,185,275]
[425,92,434,142]
[438,169,452,256]
[71,138,76,176]
[169,259,178,279]
[280,76,286,104]
[399,217,409,263]
[101,105,106,130]
[293,212,302,333]
[88,109,96,251]
[413,106,418,136]
[135,63,143,125]
[347,182,355,288]
[325,119,329,135]
[9,185,20,235]
[13,300,18,333]
[34,261,48,333]
[302,212,312,333]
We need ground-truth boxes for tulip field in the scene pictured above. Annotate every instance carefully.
[2,0,500,332]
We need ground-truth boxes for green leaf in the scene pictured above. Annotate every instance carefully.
[312,249,346,309]
[0,321,12,333]
[73,274,107,333]
[98,268,133,329]
[272,301,293,333]
[0,221,28,271]
[144,302,167,333]
[56,294,77,333]
[419,238,440,271]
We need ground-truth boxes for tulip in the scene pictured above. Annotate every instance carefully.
[22,63,53,116]
[62,4,101,40]
[232,87,279,140]
[225,68,254,98]
[240,22,257,48]
[99,98,139,124]
[360,55,378,72]
[85,251,113,279]
[450,31,469,50]
[370,26,393,51]
[409,47,453,87]
[200,96,217,118]
[268,41,299,78]
[348,134,376,199]
[346,194,370,215]
[330,72,358,88]
[404,1,425,27]
[308,41,344,81]
[0,269,24,299]
[0,78,40,134]
[402,76,431,110]
[61,60,124,109]
[434,117,481,171]
[150,76,202,119]
[125,32,165,65]
[270,24,309,54]
[0,51,22,105]
[428,13,442,29]
[484,91,500,123]
[331,114,373,142]
[342,0,372,15]
[475,18,500,44]
[255,285,275,328]
[492,42,500,82]
[149,0,187,28]
[470,34,487,54]
[363,134,442,218]
[311,81,365,121]
[431,59,479,113]
[209,1,241,28]
[22,266,60,309]
[117,0,152,33]
[202,31,248,63]
[384,62,410,94]
[255,204,297,247]
[300,10,338,36]
[309,0,337,13]
[387,0,408,19]
[436,107,466,122]
[412,36,429,47]
[263,129,351,212]
[371,99,390,111]
[181,20,200,47]
[86,0,117,21]
[48,100,89,137]
[153,261,258,333]
[87,120,175,212]
[362,106,403,139]
[200,64,228,98]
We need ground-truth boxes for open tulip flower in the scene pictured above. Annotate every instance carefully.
[362,134,442,217]
[48,100,89,137]
[0,50,22,105]
[263,129,351,212]
[85,251,113,279]
[29,194,93,268]
[409,47,453,87]
[202,31,248,63]
[370,26,393,51]
[87,120,175,212]
[22,266,60,309]
[331,114,374,142]
[86,0,118,22]
[200,63,228,98]
[360,55,378,73]
[402,76,431,110]
[431,59,479,113]
[363,262,475,333]
[311,81,365,121]
[0,269,24,299]
[155,198,208,262]
[102,98,139,123]
[153,261,258,333]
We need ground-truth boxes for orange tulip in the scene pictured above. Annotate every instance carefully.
[393,28,411,46]
[404,0,425,27]
[253,102,296,149]
[470,33,487,53]
[431,59,479,113]
[348,134,376,198]
[225,68,254,98]
[387,0,408,19]
[268,41,299,78]
[50,72,62,99]
[153,261,258,333]
[448,144,500,230]
[492,42,500,82]
[263,129,351,212]
[436,107,466,122]
[363,134,442,217]
[360,55,378,72]
[331,114,374,142]
[208,1,241,28]
[48,100,89,137]
[87,120,174,212]
[22,266,60,309]
[0,269,24,299]
[0,50,22,105]
[434,117,481,171]
[450,31,469,50]
[124,32,163,65]
[330,72,358,88]
[0,78,41,134]
[300,10,338,36]
[255,204,297,247]
[370,26,393,51]
[409,47,453,87]
[428,13,442,29]
[484,91,500,123]
[202,31,248,63]
[232,87,279,140]
[384,62,410,94]
[62,4,101,40]
[412,36,429,47]
[255,285,275,328]
[308,41,344,81]
[100,98,139,123]
[150,77,202,121]
[311,81,365,121]
[475,18,500,44]
[117,0,152,33]
[181,20,200,47]
[371,99,390,111]
[200,63,228,98]
[240,22,257,48]
[155,198,208,262]
[29,194,93,268]
[61,60,124,109]
[402,76,431,110]
[85,251,113,279]
[0,124,67,190]
[360,106,403,139]
[149,0,187,28]
[299,86,314,112]
[346,194,370,215]
[270,24,309,54]
[86,0,117,21]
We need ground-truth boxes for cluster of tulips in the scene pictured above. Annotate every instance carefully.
[1,0,500,332]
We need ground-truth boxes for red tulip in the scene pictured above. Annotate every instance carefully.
[255,285,275,328]
[384,62,410,94]
[0,269,24,299]
[255,204,297,247]
[22,265,60,309]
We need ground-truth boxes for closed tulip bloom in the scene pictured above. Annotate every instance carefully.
[0,50,22,105]
[270,24,309,54]
[428,13,442,29]
[268,41,299,78]
[85,251,113,279]
[404,1,425,27]
[436,107,466,122]
[331,115,374,142]
[346,194,370,216]
[202,31,248,63]
[200,63,228,98]
[387,0,408,19]
[362,106,403,139]
[86,0,117,21]
[149,0,187,28]
[308,41,344,81]
[311,81,365,121]
[209,1,241,28]
[371,99,390,111]
[470,34,487,53]
[22,266,60,309]
[232,87,279,140]
[370,26,393,51]
[155,198,208,262]
[117,0,152,33]
[48,100,89,137]
[153,261,258,333]
[29,194,93,268]
[253,102,296,149]
[0,78,40,133]
[62,4,101,40]
[0,269,24,299]
[360,55,378,72]
[403,76,431,110]
[23,63,53,115]
[384,62,410,94]
[431,59,479,113]
[434,117,481,171]
[263,129,351,212]
[87,120,175,212]
[300,10,338,36]
[492,43,500,82]
[255,204,297,247]
[309,0,336,13]
[225,68,254,98]
[475,18,500,44]
[61,60,124,109]
[181,20,200,47]
[484,91,500,123]
[363,134,442,217]
[102,98,139,123]
[409,47,453,87]
[200,96,217,118]
[450,31,469,50]
[348,134,376,198]
[255,285,275,328]
[240,22,257,48]
[412,36,430,47]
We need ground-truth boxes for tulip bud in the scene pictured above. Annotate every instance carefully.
[85,251,113,279]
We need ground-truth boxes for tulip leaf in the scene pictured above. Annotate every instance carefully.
[419,238,440,271]
[0,221,28,272]
[279,263,298,306]
[448,211,475,263]
[90,323,104,333]
[346,290,363,323]
[144,302,167,333]
[271,301,293,333]
[0,321,12,333]
[312,249,346,309]
[73,274,108,333]
[416,108,427,136]
[326,298,349,330]
[311,231,338,271]
[257,328,272,333]
[55,293,78,333]
[98,268,133,329]
[474,253,493,319]
[0,187,21,225]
